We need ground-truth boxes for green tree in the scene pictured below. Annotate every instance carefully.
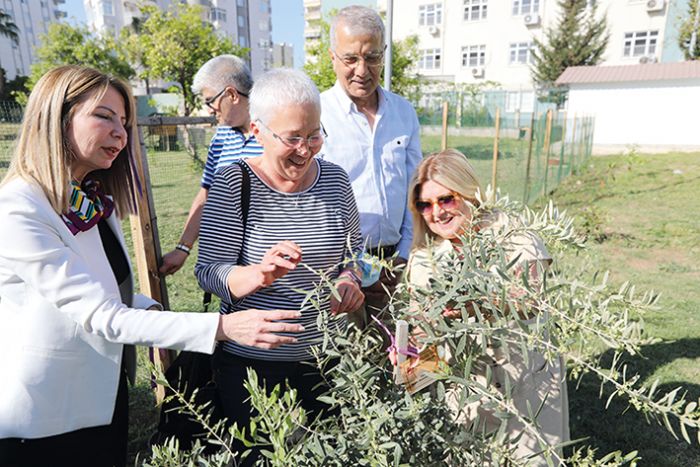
[28,23,134,93]
[531,0,609,102]
[0,8,19,98]
[678,0,700,60]
[132,4,243,116]
[303,13,422,101]
[0,8,18,43]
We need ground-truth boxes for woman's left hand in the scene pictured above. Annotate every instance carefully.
[330,276,365,315]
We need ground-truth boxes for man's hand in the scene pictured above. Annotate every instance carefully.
[217,309,304,349]
[159,249,189,275]
[330,278,365,315]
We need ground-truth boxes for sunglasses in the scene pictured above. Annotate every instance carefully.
[415,193,460,215]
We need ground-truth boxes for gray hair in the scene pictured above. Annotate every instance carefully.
[330,5,385,51]
[192,55,253,95]
[249,68,320,124]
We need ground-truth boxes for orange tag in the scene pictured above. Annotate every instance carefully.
[397,345,447,394]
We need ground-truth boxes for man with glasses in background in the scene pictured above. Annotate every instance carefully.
[320,5,422,322]
[160,55,263,275]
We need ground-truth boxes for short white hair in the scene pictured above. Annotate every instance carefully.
[249,68,320,123]
[330,5,385,51]
[192,55,253,95]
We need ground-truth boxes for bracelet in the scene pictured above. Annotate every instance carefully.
[175,243,191,255]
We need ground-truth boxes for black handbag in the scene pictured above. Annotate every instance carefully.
[152,161,251,450]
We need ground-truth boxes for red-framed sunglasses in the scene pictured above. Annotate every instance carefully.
[415,193,461,215]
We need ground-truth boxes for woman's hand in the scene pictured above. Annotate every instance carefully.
[216,309,304,349]
[330,274,365,315]
[258,241,302,287]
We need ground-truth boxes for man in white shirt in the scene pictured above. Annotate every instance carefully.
[320,5,422,313]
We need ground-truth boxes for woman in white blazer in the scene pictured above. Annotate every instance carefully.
[0,65,304,467]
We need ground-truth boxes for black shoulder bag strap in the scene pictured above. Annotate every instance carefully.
[203,161,250,312]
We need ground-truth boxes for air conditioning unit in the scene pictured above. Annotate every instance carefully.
[427,25,440,35]
[471,67,485,78]
[646,0,664,12]
[523,14,541,26]
[638,55,658,64]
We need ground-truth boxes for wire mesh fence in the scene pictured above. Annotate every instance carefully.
[418,103,594,206]
[0,99,594,312]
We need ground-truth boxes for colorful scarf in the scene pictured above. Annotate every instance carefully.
[62,180,115,235]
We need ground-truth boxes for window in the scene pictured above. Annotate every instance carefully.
[419,48,441,69]
[509,42,533,64]
[259,20,268,31]
[238,15,246,27]
[238,35,248,47]
[102,0,113,16]
[623,30,658,57]
[464,0,487,21]
[462,45,486,67]
[237,0,246,6]
[210,7,226,22]
[418,4,442,26]
[512,0,539,15]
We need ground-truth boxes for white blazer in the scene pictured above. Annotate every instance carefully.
[0,178,219,439]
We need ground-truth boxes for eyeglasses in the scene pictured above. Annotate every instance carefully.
[332,45,387,69]
[415,193,461,215]
[203,87,249,110]
[256,119,327,149]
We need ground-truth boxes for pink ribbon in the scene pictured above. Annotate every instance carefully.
[371,315,420,358]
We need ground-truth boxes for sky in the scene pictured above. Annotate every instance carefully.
[63,0,305,68]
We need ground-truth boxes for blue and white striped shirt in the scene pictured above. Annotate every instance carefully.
[200,126,263,189]
[195,159,362,361]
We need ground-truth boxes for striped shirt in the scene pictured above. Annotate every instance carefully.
[200,126,263,189]
[195,159,362,361]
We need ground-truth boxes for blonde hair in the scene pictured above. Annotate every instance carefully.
[2,65,138,217]
[408,149,484,250]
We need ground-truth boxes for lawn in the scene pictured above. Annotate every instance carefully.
[542,150,700,466]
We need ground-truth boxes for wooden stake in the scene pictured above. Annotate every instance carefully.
[522,110,537,205]
[441,101,449,150]
[131,125,175,403]
[542,109,553,196]
[490,108,501,200]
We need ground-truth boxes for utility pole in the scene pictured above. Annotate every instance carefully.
[384,0,393,91]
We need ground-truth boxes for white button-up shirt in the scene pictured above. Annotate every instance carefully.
[320,81,422,259]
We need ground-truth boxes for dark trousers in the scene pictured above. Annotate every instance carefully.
[0,365,129,467]
[213,350,334,465]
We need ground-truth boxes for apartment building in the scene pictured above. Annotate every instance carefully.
[83,0,273,78]
[391,0,689,94]
[0,0,67,81]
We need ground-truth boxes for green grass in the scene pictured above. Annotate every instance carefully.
[540,151,700,466]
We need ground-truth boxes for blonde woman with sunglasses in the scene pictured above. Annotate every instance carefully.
[404,149,569,465]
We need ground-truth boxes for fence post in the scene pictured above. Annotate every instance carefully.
[131,125,175,403]
[557,111,568,182]
[522,110,537,205]
[456,89,463,128]
[541,109,553,197]
[441,101,449,150]
[490,107,501,200]
[570,113,578,173]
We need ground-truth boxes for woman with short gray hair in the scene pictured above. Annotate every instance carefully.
[195,68,364,463]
